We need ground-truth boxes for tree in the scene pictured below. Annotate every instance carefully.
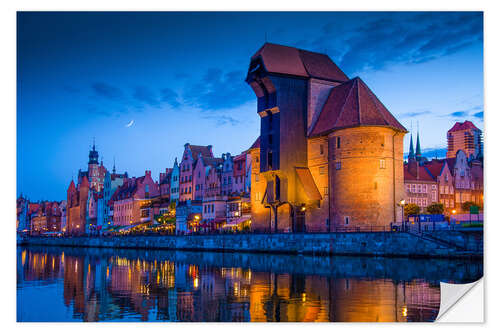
[426,203,444,215]
[404,203,420,218]
[461,201,476,213]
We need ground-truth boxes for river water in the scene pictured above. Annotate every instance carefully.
[16,246,482,322]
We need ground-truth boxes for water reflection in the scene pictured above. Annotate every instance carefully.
[17,246,482,322]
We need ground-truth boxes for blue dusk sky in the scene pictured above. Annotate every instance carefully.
[17,11,483,201]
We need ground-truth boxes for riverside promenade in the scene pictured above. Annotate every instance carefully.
[20,230,483,259]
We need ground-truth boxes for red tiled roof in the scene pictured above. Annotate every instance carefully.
[233,153,246,162]
[309,77,407,137]
[423,160,446,179]
[251,43,349,82]
[204,157,224,167]
[404,164,436,182]
[190,145,213,161]
[448,120,479,133]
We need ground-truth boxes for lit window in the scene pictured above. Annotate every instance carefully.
[379,159,386,169]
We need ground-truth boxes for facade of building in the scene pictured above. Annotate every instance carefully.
[17,195,29,232]
[232,153,251,195]
[110,171,160,226]
[159,168,173,199]
[447,120,483,160]
[179,144,214,202]
[103,167,128,226]
[423,159,455,213]
[247,43,406,232]
[66,175,90,235]
[193,156,207,201]
[221,153,234,196]
[170,158,180,203]
[29,201,62,234]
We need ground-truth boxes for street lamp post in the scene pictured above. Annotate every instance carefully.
[399,199,406,231]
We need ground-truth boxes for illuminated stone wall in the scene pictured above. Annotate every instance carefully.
[328,126,405,229]
[24,230,483,258]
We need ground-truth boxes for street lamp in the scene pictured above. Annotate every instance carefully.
[451,209,457,225]
[399,199,406,231]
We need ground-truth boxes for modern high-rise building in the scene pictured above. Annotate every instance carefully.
[446,120,482,160]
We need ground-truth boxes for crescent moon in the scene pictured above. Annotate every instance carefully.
[126,120,134,128]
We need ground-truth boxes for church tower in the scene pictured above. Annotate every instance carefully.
[87,138,106,191]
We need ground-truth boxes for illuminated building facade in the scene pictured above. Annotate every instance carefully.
[110,170,160,226]
[246,43,407,232]
[170,158,180,202]
[66,175,90,235]
[179,144,214,202]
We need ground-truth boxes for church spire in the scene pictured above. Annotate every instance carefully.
[408,133,415,161]
[415,124,422,162]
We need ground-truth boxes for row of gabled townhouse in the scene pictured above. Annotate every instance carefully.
[17,196,67,235]
[403,121,483,215]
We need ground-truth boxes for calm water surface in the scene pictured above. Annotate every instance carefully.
[17,246,482,322]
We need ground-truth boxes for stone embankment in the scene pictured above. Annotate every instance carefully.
[20,230,483,259]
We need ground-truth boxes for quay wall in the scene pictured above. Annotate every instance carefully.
[21,231,483,259]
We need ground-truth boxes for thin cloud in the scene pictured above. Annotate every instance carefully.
[183,68,254,111]
[473,111,484,120]
[160,88,181,108]
[133,86,159,106]
[202,114,241,127]
[398,110,431,118]
[91,82,124,100]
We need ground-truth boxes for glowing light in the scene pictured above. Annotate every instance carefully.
[402,306,408,317]
[301,293,307,302]
[194,277,199,288]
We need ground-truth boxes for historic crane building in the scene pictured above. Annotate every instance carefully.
[246,43,407,232]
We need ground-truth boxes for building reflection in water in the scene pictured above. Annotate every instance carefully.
[17,247,481,322]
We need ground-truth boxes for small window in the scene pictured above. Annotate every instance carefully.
[344,216,350,225]
[319,166,326,175]
[267,151,273,169]
[255,174,259,182]
[336,137,341,149]
[335,162,341,170]
[324,187,328,195]
[319,144,324,155]
[379,159,386,169]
